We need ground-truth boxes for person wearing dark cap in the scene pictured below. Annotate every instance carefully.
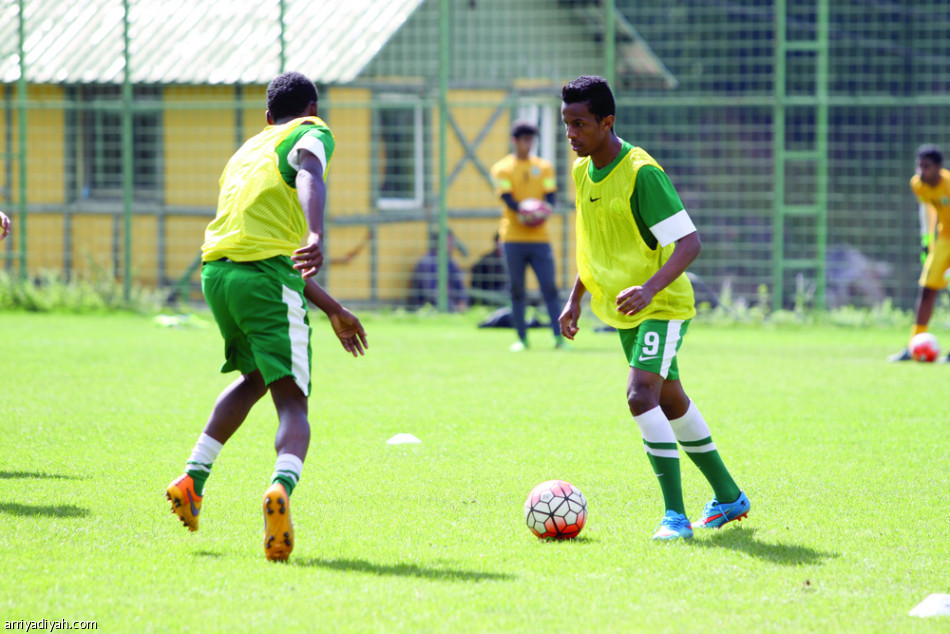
[489,120,565,351]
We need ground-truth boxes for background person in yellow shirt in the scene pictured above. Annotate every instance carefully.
[490,121,565,351]
[889,144,950,362]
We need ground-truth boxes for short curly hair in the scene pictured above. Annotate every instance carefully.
[266,72,318,122]
[561,75,615,122]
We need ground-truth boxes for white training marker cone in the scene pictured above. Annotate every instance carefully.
[386,433,422,445]
[909,594,950,618]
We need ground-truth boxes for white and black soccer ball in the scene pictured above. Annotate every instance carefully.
[524,479,587,539]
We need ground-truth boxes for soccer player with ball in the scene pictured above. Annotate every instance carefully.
[558,76,749,540]
[888,144,950,363]
[490,121,566,352]
[166,72,368,561]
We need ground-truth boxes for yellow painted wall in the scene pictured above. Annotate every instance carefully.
[2,85,65,205]
[4,82,575,303]
[25,214,64,272]
[324,87,372,217]
[165,216,209,281]
[70,214,115,278]
[432,90,509,210]
[164,85,239,207]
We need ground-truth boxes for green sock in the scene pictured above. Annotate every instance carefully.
[271,454,303,497]
[185,433,223,496]
[670,402,740,503]
[635,407,685,515]
[680,444,740,503]
[186,468,210,496]
[645,451,685,515]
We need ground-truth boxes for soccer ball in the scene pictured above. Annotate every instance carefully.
[910,332,940,362]
[517,198,552,227]
[524,480,587,539]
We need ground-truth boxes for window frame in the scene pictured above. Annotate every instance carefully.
[374,94,426,211]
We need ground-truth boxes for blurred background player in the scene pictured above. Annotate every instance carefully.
[407,228,469,312]
[469,232,508,306]
[889,144,950,362]
[558,75,748,541]
[490,121,565,351]
[0,210,10,240]
[165,72,368,562]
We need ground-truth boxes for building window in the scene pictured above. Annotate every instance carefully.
[67,85,163,202]
[375,96,425,210]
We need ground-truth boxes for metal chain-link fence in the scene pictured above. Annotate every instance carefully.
[2,0,948,311]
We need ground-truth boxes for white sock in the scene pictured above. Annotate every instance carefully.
[633,406,678,458]
[186,433,223,475]
[668,401,717,453]
[271,454,304,493]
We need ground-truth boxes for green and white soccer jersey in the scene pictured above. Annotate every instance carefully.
[276,122,335,186]
[631,164,696,251]
[619,319,690,380]
[201,256,312,396]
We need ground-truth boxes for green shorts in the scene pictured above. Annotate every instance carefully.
[201,256,312,396]
[618,319,690,380]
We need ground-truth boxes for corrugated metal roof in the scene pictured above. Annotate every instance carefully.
[0,0,425,85]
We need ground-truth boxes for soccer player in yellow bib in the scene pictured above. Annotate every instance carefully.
[888,144,950,362]
[558,76,749,540]
[165,72,368,561]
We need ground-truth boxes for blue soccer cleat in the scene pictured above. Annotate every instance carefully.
[691,491,750,530]
[652,510,694,541]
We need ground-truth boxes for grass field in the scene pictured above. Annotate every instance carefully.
[1,310,948,632]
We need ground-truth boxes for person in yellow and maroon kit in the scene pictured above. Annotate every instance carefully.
[490,121,566,351]
[889,144,950,362]
[165,72,368,562]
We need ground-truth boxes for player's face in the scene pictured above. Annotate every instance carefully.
[917,157,941,187]
[513,135,535,159]
[561,101,612,157]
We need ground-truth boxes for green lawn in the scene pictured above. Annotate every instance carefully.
[0,311,947,632]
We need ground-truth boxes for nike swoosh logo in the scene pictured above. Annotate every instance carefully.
[589,196,601,202]
[187,490,200,517]
[638,354,659,362]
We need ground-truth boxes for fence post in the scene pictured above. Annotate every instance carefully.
[16,0,27,280]
[122,0,133,303]
[436,0,450,312]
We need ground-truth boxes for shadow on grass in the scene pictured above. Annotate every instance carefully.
[0,502,90,518]
[192,550,224,559]
[694,527,838,565]
[535,535,597,545]
[295,557,516,582]
[0,471,85,480]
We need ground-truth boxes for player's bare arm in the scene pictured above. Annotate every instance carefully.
[304,278,368,357]
[558,275,587,340]
[616,231,701,316]
[292,149,326,279]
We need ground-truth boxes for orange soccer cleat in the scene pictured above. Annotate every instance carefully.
[263,483,294,562]
[166,474,202,532]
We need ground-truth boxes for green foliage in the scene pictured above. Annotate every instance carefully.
[0,267,164,313]
[0,314,947,631]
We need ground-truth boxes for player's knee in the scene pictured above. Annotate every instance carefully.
[626,386,656,417]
